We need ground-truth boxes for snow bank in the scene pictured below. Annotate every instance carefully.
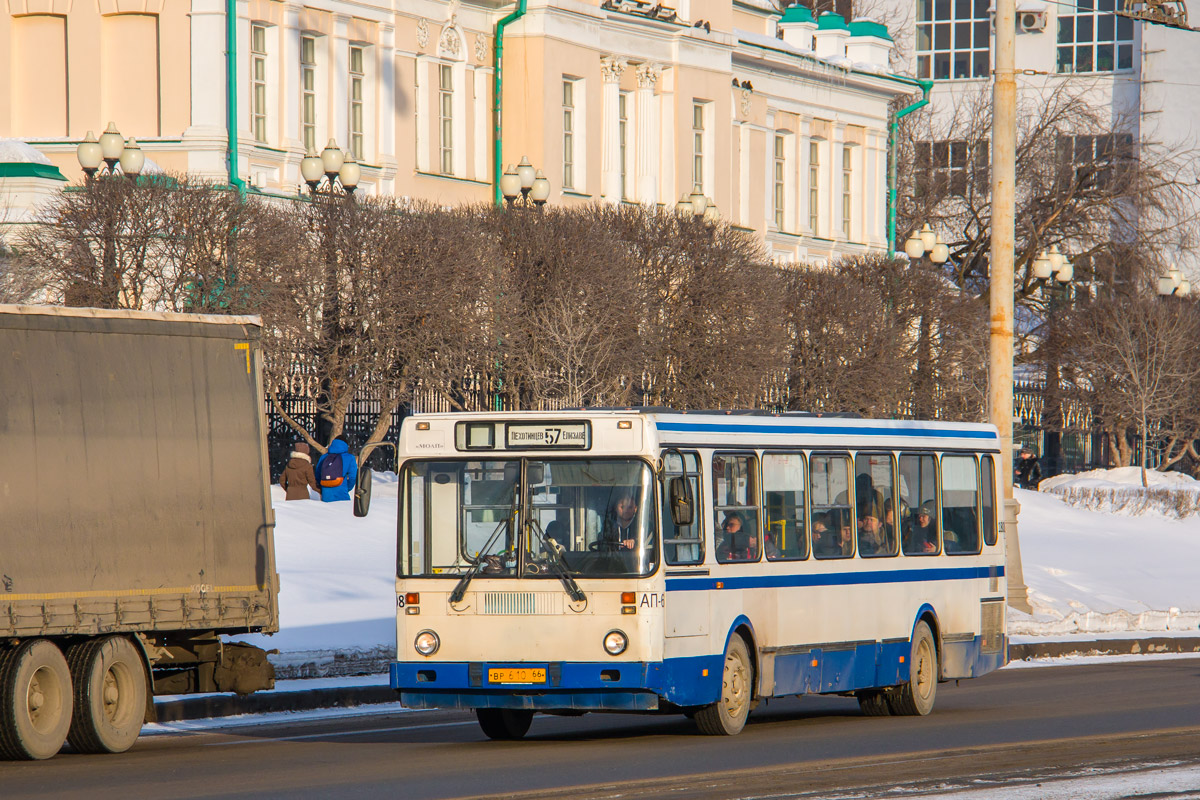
[1039,466,1200,519]
[1011,486,1200,636]
[246,472,1200,674]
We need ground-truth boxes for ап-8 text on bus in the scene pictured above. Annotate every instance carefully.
[355,410,1007,739]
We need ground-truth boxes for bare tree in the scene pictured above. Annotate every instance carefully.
[1067,289,1200,484]
[897,83,1200,310]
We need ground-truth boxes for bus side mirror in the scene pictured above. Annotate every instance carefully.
[354,467,373,518]
[669,476,694,526]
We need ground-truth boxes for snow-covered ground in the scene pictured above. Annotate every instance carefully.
[242,468,1200,672]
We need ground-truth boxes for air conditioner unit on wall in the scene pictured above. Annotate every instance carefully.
[1019,9,1047,31]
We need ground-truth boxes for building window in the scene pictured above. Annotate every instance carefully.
[1056,133,1133,190]
[774,135,786,230]
[251,25,268,143]
[619,91,631,199]
[349,46,364,159]
[842,146,852,238]
[809,141,819,233]
[1057,0,1134,73]
[563,79,575,190]
[916,0,990,80]
[439,64,453,175]
[915,140,988,196]
[301,36,316,152]
[692,102,705,194]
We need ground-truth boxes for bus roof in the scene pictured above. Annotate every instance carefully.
[400,410,1000,456]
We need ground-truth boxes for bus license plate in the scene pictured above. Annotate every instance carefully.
[488,667,546,684]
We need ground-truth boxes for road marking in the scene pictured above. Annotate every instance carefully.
[203,719,478,746]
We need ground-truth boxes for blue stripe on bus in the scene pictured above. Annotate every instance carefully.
[664,565,1004,592]
[654,421,998,439]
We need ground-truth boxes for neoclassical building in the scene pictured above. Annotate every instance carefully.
[1,0,917,262]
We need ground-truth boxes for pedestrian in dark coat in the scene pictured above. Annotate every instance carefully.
[1015,448,1043,490]
[279,441,319,500]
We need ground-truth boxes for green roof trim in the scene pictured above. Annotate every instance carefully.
[849,19,892,40]
[0,162,67,181]
[780,5,815,23]
[817,12,848,29]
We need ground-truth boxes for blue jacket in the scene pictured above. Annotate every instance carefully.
[316,439,358,502]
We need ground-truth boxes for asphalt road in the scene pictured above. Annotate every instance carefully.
[3,658,1200,800]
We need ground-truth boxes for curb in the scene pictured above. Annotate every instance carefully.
[153,638,1200,723]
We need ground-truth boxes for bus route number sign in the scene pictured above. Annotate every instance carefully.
[505,421,591,450]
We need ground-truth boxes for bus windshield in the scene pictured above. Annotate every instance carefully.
[400,458,657,579]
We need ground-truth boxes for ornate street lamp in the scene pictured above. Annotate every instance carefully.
[501,156,551,210]
[302,140,359,196]
[903,222,948,264]
[675,191,719,225]
[76,123,143,180]
[1157,264,1192,297]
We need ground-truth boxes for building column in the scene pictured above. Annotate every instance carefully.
[185,0,230,179]
[600,56,627,204]
[635,62,660,205]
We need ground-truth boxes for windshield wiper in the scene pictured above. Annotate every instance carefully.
[449,513,513,604]
[526,519,587,604]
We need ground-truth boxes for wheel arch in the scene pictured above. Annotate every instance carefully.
[911,604,943,680]
[723,615,760,697]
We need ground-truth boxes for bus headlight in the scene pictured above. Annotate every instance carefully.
[414,630,440,657]
[603,630,628,656]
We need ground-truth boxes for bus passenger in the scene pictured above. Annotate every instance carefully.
[857,501,887,556]
[904,503,938,554]
[716,511,758,561]
[599,491,639,550]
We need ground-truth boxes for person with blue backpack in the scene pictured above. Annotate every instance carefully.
[315,436,358,502]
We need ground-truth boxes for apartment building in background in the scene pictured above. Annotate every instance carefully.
[0,0,920,263]
[878,0,1200,275]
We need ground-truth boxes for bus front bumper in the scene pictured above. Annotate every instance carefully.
[390,658,719,712]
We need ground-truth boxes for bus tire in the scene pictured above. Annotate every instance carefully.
[66,636,147,754]
[857,690,892,716]
[476,708,534,740]
[695,634,752,736]
[0,639,73,760]
[889,621,937,716]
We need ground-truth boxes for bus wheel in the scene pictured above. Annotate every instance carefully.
[695,635,752,736]
[476,708,534,740]
[0,640,73,760]
[857,690,892,716]
[889,621,937,716]
[66,636,147,754]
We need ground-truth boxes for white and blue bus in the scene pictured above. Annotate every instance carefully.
[381,410,1007,738]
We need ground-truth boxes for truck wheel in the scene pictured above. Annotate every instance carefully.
[476,708,534,740]
[66,636,147,754]
[889,621,937,716]
[694,634,753,735]
[0,640,73,760]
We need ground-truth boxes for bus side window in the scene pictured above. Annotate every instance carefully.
[763,452,807,560]
[981,454,998,546]
[810,453,853,559]
[662,451,703,565]
[713,453,761,564]
[941,455,980,554]
[899,453,939,556]
[854,452,897,558]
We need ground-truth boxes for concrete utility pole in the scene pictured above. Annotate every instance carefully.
[991,0,1033,613]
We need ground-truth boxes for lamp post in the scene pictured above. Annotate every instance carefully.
[500,155,551,209]
[1157,265,1192,297]
[1030,245,1074,477]
[301,139,361,197]
[76,123,144,181]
